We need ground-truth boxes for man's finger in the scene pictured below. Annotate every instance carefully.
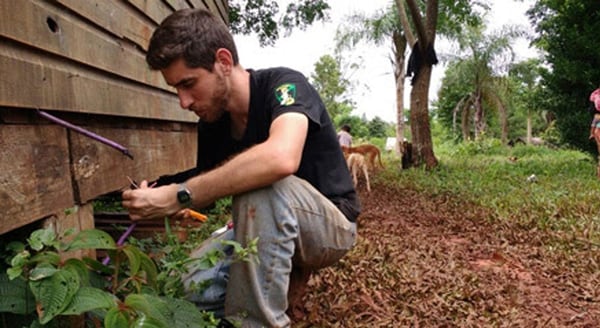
[172,209,186,220]
[121,190,132,201]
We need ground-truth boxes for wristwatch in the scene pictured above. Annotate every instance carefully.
[176,183,193,208]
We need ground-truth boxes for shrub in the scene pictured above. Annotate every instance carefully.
[0,221,256,327]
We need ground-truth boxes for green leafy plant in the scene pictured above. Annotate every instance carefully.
[1,228,119,325]
[0,223,256,327]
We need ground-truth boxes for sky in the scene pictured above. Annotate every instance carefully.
[233,0,538,123]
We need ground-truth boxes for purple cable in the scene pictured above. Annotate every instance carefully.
[37,109,133,159]
[102,179,156,265]
[102,223,137,265]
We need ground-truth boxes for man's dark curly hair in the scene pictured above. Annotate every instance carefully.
[146,9,239,71]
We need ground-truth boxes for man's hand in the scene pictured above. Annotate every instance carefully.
[122,182,182,220]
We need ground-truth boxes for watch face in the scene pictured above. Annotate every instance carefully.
[177,185,192,205]
[177,190,191,203]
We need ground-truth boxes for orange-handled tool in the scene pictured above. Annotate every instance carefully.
[188,209,208,222]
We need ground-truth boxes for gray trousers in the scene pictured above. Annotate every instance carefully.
[183,176,357,327]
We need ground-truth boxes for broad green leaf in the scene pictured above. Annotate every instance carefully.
[104,307,130,328]
[139,251,158,288]
[30,251,61,266]
[27,320,45,328]
[29,269,79,324]
[163,297,217,328]
[83,257,113,275]
[122,245,142,276]
[60,287,117,315]
[63,229,116,251]
[28,228,57,251]
[29,264,59,281]
[0,272,35,314]
[10,250,30,267]
[132,313,168,328]
[6,267,22,280]
[88,269,112,291]
[5,241,25,253]
[124,294,172,324]
[8,250,29,280]
[63,258,91,287]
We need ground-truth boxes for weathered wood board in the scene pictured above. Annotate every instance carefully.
[0,0,172,92]
[0,123,74,234]
[0,41,195,121]
[55,0,158,52]
[67,118,197,203]
[126,0,178,25]
[0,0,227,237]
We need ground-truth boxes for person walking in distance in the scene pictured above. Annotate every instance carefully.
[337,124,353,148]
[589,88,600,177]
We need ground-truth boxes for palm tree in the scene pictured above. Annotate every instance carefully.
[446,25,522,142]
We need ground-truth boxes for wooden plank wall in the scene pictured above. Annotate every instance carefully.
[0,0,228,235]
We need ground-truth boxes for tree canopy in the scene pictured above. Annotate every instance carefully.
[528,0,600,151]
[310,54,354,120]
[435,23,524,142]
[228,0,331,46]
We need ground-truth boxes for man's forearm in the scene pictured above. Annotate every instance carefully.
[184,112,308,209]
[185,142,293,209]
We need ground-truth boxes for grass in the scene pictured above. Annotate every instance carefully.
[380,139,600,245]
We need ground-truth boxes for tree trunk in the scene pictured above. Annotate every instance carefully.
[526,109,532,144]
[393,31,407,156]
[496,97,508,143]
[461,105,470,141]
[405,0,438,169]
[395,0,415,46]
[474,91,485,139]
[410,64,438,168]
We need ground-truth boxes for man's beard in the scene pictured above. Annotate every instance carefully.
[202,74,229,122]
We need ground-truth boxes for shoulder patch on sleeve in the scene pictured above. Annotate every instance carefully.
[275,83,297,106]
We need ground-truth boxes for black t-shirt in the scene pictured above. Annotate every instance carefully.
[158,67,360,222]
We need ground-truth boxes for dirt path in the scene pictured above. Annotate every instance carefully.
[293,179,600,327]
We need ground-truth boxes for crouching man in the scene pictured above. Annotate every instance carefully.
[121,8,360,327]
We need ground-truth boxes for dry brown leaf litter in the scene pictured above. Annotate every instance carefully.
[292,180,600,327]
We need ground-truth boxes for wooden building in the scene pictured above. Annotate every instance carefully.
[0,0,227,238]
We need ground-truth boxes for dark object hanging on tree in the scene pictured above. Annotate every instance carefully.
[401,141,413,169]
[406,41,439,86]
